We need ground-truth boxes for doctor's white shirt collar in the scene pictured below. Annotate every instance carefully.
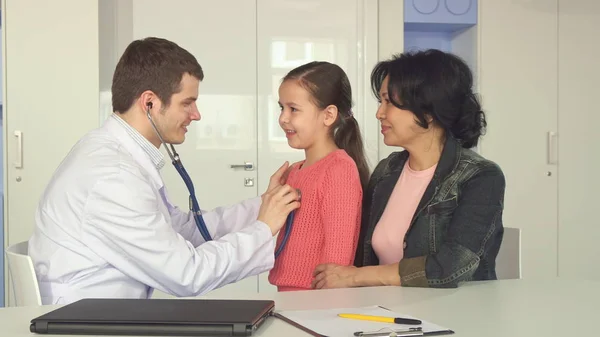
[111,113,165,170]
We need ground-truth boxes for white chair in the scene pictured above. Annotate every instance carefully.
[5,241,42,306]
[496,227,522,279]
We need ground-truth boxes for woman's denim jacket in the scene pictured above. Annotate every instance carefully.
[354,136,505,288]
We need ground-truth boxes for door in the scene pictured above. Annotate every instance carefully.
[557,0,600,281]
[3,0,100,305]
[478,0,559,278]
[128,0,260,297]
[256,0,379,292]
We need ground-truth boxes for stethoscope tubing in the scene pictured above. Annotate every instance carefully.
[146,109,295,257]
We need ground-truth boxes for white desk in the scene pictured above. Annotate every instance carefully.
[1,278,598,336]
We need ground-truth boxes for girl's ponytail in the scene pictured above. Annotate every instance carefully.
[334,113,370,191]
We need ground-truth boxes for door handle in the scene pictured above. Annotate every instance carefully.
[14,130,23,168]
[547,131,557,165]
[230,162,254,171]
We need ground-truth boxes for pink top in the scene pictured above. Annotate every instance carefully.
[268,149,363,291]
[371,160,436,265]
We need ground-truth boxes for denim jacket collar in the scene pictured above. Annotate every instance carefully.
[371,135,462,223]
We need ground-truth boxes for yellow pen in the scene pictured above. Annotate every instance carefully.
[338,313,422,325]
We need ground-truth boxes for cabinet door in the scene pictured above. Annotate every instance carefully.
[128,0,260,297]
[256,0,379,293]
[558,0,600,281]
[3,0,100,305]
[479,0,559,278]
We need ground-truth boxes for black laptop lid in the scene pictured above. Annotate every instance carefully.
[32,298,274,324]
[30,298,275,336]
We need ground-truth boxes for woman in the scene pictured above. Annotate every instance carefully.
[311,49,505,289]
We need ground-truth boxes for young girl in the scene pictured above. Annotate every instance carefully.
[268,61,370,291]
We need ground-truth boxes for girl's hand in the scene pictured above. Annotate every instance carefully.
[311,263,359,289]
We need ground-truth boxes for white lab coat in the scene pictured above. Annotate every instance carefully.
[28,115,275,305]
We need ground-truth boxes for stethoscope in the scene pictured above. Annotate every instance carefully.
[145,102,295,258]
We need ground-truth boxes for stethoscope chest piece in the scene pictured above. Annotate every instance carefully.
[274,188,301,258]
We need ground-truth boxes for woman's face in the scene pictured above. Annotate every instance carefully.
[376,76,426,148]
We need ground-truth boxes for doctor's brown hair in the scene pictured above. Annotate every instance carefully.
[282,62,370,191]
[111,37,204,113]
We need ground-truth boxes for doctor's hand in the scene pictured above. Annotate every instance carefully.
[266,162,293,194]
[258,184,300,236]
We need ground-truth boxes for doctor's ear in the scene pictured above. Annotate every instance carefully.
[140,90,159,113]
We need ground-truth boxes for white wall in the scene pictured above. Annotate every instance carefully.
[2,1,599,306]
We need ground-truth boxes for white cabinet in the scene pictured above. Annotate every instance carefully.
[377,0,600,282]
[478,0,600,281]
[477,0,560,279]
[557,0,600,281]
[2,0,100,306]
[3,0,100,247]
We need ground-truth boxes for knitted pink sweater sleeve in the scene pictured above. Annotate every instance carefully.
[319,162,363,266]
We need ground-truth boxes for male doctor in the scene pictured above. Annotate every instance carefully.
[28,37,300,305]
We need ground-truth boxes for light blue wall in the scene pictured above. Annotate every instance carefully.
[404,0,477,52]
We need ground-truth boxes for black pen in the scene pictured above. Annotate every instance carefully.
[354,327,423,337]
[354,328,455,337]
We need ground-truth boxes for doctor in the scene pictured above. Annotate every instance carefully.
[28,37,300,305]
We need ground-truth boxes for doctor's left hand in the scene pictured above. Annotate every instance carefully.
[266,161,292,194]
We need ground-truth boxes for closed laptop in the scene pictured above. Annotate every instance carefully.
[30,298,275,336]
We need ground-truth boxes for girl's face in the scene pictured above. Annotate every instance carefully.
[376,76,430,148]
[278,80,336,150]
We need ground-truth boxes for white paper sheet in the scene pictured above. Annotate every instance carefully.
[277,305,453,337]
